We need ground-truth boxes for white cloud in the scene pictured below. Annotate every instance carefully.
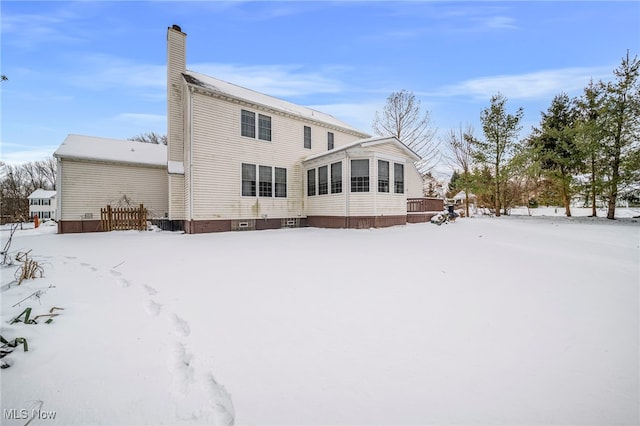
[435,66,612,100]
[306,102,381,134]
[482,16,518,30]
[191,63,345,97]
[0,146,58,165]
[71,55,165,91]
[115,113,166,125]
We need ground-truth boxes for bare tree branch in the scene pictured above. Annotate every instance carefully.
[372,90,439,173]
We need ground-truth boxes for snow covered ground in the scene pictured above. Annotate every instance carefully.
[1,212,639,425]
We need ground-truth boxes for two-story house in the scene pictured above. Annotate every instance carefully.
[28,189,57,220]
[164,25,432,233]
[54,25,441,234]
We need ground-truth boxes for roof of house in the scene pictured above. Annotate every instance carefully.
[183,70,370,137]
[303,136,421,163]
[28,189,56,199]
[54,134,167,167]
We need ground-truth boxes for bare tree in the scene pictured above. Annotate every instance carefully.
[372,90,439,173]
[443,123,475,217]
[129,132,167,145]
[0,158,57,223]
[36,157,57,190]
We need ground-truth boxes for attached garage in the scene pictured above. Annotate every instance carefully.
[54,134,168,233]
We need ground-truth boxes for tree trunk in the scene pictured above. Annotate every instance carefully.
[561,171,572,217]
[464,191,470,218]
[494,164,501,217]
[590,156,597,217]
[608,115,624,220]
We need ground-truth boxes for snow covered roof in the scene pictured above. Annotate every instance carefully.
[54,134,167,167]
[183,71,369,137]
[28,189,56,199]
[303,136,421,162]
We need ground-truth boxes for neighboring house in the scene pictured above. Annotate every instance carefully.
[28,189,56,220]
[54,135,168,233]
[54,25,441,234]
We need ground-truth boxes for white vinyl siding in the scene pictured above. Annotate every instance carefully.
[188,93,365,220]
[59,159,168,221]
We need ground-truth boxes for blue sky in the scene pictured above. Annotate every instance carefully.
[1,1,639,170]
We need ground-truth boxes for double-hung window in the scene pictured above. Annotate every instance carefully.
[331,162,342,194]
[259,165,273,197]
[318,166,328,195]
[242,109,271,141]
[241,110,256,138]
[351,159,369,192]
[327,132,334,150]
[258,114,272,141]
[378,160,389,192]
[394,163,404,194]
[304,126,311,149]
[307,169,316,196]
[275,167,287,198]
[242,163,256,196]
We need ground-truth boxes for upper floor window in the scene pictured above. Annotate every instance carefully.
[318,165,328,195]
[327,132,334,150]
[394,163,405,194]
[241,109,271,141]
[331,161,342,194]
[351,159,369,192]
[378,160,389,193]
[241,110,255,138]
[258,114,272,141]
[304,126,311,149]
[307,169,316,196]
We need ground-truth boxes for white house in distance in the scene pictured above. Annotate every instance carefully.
[28,189,56,220]
[54,25,442,234]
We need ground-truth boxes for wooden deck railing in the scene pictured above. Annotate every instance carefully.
[407,197,444,213]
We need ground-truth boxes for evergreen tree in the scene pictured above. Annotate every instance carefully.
[474,93,524,216]
[600,51,640,219]
[575,80,606,216]
[529,93,581,216]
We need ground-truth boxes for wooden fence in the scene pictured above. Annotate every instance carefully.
[100,204,147,231]
[407,197,444,213]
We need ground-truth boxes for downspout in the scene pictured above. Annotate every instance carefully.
[373,154,377,220]
[55,157,62,222]
[345,151,349,227]
[188,87,194,222]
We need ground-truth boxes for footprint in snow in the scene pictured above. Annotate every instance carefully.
[80,263,98,272]
[110,269,123,277]
[171,314,191,337]
[167,342,194,396]
[143,284,158,296]
[203,373,235,425]
[145,300,162,316]
[117,278,131,288]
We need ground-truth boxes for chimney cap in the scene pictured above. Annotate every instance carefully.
[170,24,182,32]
